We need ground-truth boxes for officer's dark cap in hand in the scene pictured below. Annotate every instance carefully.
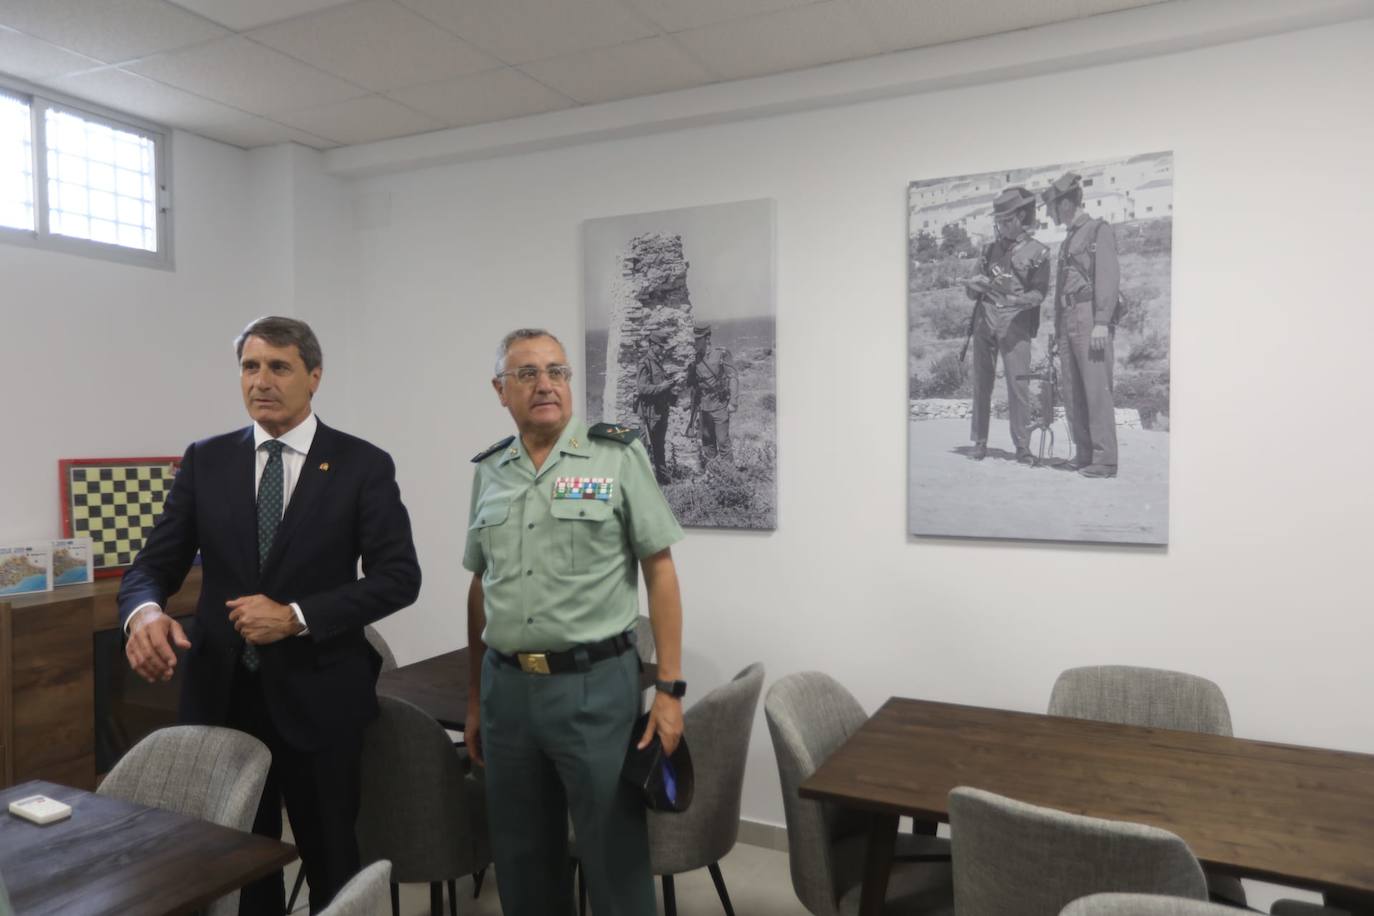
[1040,172,1082,206]
[622,711,694,812]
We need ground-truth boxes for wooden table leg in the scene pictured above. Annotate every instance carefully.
[858,812,899,916]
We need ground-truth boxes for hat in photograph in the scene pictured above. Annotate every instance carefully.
[1041,172,1082,206]
[992,186,1036,216]
[693,321,712,338]
[646,327,672,345]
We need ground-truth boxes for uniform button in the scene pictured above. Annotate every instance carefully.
[526,617,533,624]
[579,510,586,517]
[526,569,533,576]
[528,523,534,529]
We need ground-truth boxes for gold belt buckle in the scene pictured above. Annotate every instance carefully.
[518,653,550,675]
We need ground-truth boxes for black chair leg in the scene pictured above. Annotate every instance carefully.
[448,878,457,916]
[707,863,736,916]
[286,868,306,914]
[662,874,677,916]
[430,880,443,916]
[472,867,486,899]
[390,882,400,916]
[576,859,587,916]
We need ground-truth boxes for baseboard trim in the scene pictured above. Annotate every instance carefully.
[737,818,789,852]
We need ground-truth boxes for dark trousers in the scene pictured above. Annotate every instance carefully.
[481,649,655,916]
[1058,300,1118,467]
[644,412,669,483]
[228,665,363,916]
[970,311,1034,450]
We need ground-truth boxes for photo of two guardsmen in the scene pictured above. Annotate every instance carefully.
[961,171,1121,479]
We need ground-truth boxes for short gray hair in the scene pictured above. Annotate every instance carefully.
[235,316,323,372]
[494,328,564,377]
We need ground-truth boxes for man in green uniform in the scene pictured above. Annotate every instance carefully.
[961,186,1050,463]
[635,327,677,484]
[463,328,687,916]
[1043,172,1121,478]
[687,321,739,464]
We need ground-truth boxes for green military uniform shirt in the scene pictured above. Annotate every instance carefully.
[463,416,684,654]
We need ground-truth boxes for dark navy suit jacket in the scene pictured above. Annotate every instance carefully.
[117,419,421,752]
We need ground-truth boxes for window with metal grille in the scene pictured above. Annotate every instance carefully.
[0,78,170,268]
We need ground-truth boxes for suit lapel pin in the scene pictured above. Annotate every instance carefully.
[319,462,330,471]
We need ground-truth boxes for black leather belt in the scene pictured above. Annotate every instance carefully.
[494,631,636,675]
[1070,288,1094,304]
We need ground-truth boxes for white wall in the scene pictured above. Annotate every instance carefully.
[337,17,1374,838]
[1,132,275,544]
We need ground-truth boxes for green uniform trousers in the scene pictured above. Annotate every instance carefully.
[1058,298,1118,467]
[480,647,655,916]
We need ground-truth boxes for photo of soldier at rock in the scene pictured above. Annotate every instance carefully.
[907,152,1172,544]
[584,199,776,530]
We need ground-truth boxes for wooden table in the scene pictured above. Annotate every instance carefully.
[376,647,657,730]
[0,779,297,916]
[799,697,1374,916]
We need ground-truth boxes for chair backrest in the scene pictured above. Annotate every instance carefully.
[356,695,489,883]
[1062,893,1247,915]
[634,615,656,664]
[363,625,399,673]
[949,787,1207,916]
[648,662,765,874]
[764,671,872,916]
[98,725,271,916]
[319,860,391,916]
[98,725,270,830]
[1048,666,1232,736]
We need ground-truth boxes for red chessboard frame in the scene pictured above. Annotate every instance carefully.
[59,456,182,578]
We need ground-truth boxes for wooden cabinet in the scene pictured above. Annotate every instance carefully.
[0,568,200,789]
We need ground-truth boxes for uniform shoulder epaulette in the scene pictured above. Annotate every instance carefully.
[471,435,515,463]
[588,422,641,445]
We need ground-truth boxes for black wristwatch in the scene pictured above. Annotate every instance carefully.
[655,679,687,699]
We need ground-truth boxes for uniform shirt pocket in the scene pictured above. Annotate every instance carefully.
[549,499,615,572]
[470,499,512,576]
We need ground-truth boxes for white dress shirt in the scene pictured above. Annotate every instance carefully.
[125,412,317,636]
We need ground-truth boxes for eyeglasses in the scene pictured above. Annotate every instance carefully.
[498,364,574,385]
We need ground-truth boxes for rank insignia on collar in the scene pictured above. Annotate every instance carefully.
[554,477,614,501]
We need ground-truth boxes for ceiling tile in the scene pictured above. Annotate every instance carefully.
[0,0,228,64]
[45,67,247,126]
[674,1,880,81]
[0,25,104,81]
[387,67,574,127]
[520,37,714,104]
[626,0,820,34]
[165,0,356,31]
[850,0,1165,53]
[185,112,337,149]
[274,94,444,145]
[397,0,655,64]
[128,36,365,114]
[247,0,499,92]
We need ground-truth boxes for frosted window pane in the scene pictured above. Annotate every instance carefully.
[1,93,34,231]
[44,107,158,251]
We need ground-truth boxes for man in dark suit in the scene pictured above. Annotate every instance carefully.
[118,316,421,915]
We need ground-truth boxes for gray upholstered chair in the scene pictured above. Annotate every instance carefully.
[97,725,271,916]
[948,786,1207,916]
[1047,665,1244,907]
[765,672,953,916]
[1271,901,1349,915]
[355,695,489,916]
[319,860,391,916]
[634,614,656,665]
[363,624,399,673]
[649,662,765,916]
[1061,893,1247,915]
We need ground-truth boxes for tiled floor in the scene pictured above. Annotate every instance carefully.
[283,836,807,915]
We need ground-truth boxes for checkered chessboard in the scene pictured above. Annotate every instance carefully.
[64,461,179,573]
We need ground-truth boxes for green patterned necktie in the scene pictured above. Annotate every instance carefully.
[245,439,286,671]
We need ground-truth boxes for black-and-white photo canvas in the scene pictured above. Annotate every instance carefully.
[584,199,777,531]
[907,152,1172,544]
